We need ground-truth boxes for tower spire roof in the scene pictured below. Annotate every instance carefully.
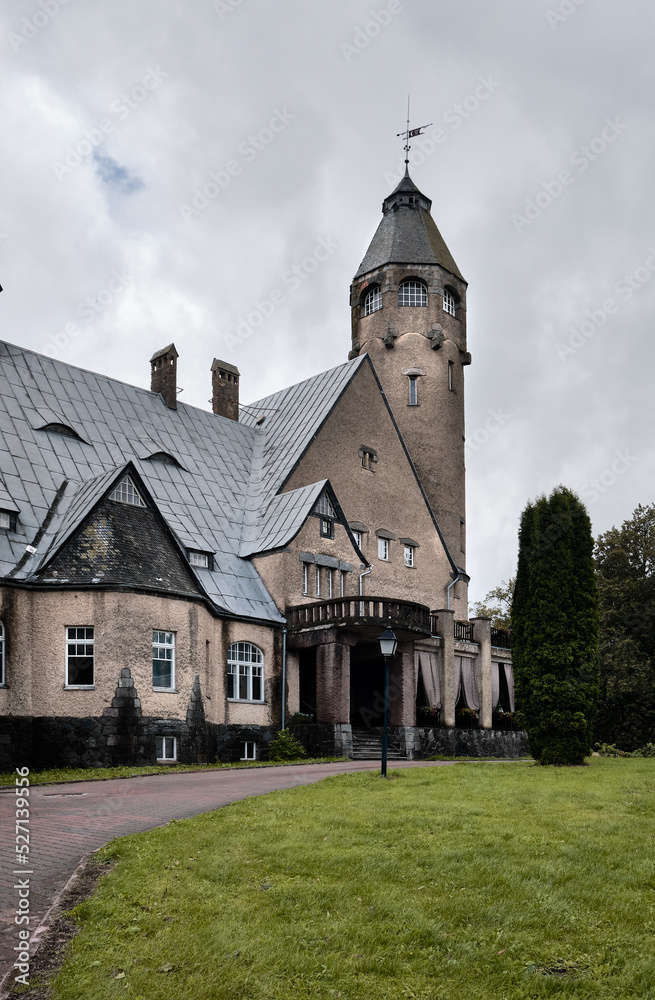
[354,168,465,282]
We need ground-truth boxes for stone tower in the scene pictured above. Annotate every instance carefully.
[349,168,469,594]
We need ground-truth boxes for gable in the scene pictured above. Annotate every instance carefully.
[36,494,202,595]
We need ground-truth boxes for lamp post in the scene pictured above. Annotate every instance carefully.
[378,627,398,777]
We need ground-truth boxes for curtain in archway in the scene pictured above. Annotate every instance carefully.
[456,656,480,711]
[491,661,500,709]
[415,651,441,708]
[504,662,515,712]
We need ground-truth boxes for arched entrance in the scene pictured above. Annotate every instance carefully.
[349,640,386,727]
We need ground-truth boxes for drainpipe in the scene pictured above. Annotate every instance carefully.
[281,627,287,731]
[447,572,463,611]
[359,565,373,615]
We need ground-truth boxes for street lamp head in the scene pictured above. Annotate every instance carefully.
[378,627,398,658]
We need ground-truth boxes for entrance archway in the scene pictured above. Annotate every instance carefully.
[349,641,385,727]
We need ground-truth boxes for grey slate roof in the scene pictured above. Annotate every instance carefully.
[354,171,464,281]
[239,356,367,501]
[0,340,283,622]
[0,341,372,625]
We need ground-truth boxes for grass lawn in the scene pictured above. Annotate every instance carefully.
[0,758,347,787]
[48,758,654,999]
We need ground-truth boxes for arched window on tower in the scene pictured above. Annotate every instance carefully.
[443,287,458,317]
[398,279,428,307]
[363,285,382,316]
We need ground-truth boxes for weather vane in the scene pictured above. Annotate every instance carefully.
[397,96,432,169]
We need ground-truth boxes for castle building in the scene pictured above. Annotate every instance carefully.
[0,169,520,770]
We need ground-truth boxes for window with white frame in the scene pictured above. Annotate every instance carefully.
[340,570,346,597]
[66,627,94,687]
[408,376,418,406]
[302,563,309,595]
[152,631,175,689]
[109,474,146,507]
[443,288,457,316]
[315,565,321,597]
[241,741,257,761]
[378,537,389,561]
[352,530,362,549]
[156,736,177,761]
[327,569,333,598]
[398,279,428,307]
[0,512,11,530]
[0,621,5,685]
[188,551,213,569]
[364,285,382,316]
[404,545,415,568]
[227,642,264,701]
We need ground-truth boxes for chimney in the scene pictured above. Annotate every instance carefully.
[150,344,179,410]
[211,359,240,421]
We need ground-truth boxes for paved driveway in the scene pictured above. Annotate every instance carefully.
[0,760,452,985]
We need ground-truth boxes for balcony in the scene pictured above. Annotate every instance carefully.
[491,627,512,649]
[287,597,432,637]
[454,620,474,642]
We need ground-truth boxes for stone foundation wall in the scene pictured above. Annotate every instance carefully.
[419,726,529,758]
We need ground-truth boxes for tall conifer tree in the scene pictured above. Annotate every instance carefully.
[512,486,599,765]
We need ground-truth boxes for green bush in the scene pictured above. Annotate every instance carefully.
[267,728,308,761]
[512,486,599,765]
[596,741,655,758]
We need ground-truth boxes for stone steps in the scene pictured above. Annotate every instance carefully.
[351,729,407,760]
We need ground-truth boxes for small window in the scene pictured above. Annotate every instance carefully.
[302,563,309,595]
[153,631,175,689]
[404,545,415,568]
[147,452,182,468]
[327,569,333,598]
[360,446,377,471]
[408,376,418,406]
[0,512,11,530]
[320,518,334,539]
[188,551,213,569]
[156,736,177,761]
[448,361,454,391]
[398,280,428,307]
[0,621,5,685]
[315,566,321,597]
[40,422,85,441]
[352,530,362,549]
[443,288,457,316]
[227,642,264,702]
[340,571,346,597]
[364,285,382,316]
[66,627,94,687]
[241,741,257,761]
[378,538,389,561]
[109,474,146,507]
[315,494,336,518]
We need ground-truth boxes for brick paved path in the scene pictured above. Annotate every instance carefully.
[0,760,452,986]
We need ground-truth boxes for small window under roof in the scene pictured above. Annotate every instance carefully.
[109,474,146,507]
[314,494,336,518]
[39,422,85,441]
[146,452,183,468]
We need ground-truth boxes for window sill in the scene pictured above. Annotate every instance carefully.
[153,687,178,693]
[64,685,95,690]
[228,699,266,705]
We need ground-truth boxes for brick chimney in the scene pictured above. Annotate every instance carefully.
[211,359,240,421]
[150,344,179,410]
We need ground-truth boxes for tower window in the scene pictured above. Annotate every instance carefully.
[408,376,418,406]
[66,627,94,688]
[398,280,428,307]
[448,361,454,391]
[363,285,382,316]
[152,630,175,690]
[443,288,458,317]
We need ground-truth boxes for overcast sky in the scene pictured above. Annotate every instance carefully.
[1,0,653,605]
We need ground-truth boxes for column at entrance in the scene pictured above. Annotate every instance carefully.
[388,641,416,726]
[316,637,351,725]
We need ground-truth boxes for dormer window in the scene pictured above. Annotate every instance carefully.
[364,285,382,316]
[0,512,15,531]
[398,280,428,307]
[109,474,146,507]
[147,452,183,468]
[443,287,458,317]
[40,423,86,442]
[188,550,214,570]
